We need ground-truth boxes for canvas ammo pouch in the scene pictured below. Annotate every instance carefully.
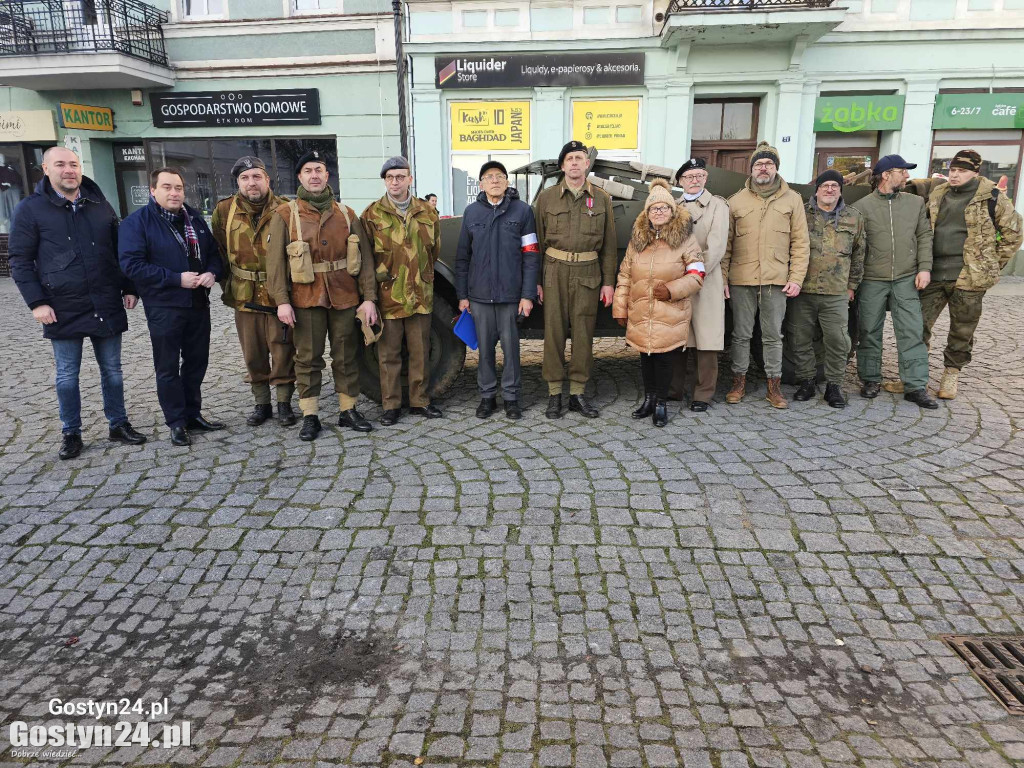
[286,199,315,284]
[339,205,361,277]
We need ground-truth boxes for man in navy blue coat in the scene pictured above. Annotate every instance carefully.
[455,161,540,420]
[9,146,147,460]
[119,167,224,446]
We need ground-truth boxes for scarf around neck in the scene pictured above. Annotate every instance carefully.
[753,176,782,199]
[156,200,200,263]
[298,184,335,213]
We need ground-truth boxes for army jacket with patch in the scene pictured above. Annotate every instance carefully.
[533,179,618,286]
[802,198,866,296]
[360,195,440,320]
[927,176,1023,292]
[211,192,289,311]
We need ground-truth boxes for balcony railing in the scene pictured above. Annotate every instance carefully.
[0,0,169,66]
[668,0,835,11]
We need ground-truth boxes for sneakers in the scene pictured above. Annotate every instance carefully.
[725,374,746,404]
[938,367,959,399]
[765,377,788,409]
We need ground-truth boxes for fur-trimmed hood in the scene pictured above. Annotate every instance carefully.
[631,202,693,252]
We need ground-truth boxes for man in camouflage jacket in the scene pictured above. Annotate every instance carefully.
[360,157,442,425]
[211,156,296,427]
[788,170,865,409]
[922,149,1023,399]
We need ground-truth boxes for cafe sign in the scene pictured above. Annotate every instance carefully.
[813,95,905,133]
[151,89,321,128]
[59,102,114,132]
[932,93,1024,129]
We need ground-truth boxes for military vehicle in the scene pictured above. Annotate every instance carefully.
[357,153,881,401]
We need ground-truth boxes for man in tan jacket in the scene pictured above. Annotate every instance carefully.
[722,141,810,409]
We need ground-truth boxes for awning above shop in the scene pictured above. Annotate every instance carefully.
[660,0,845,47]
[0,53,174,90]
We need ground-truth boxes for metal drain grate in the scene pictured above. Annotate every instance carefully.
[942,634,1024,715]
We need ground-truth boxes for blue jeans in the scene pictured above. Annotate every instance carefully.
[51,335,127,435]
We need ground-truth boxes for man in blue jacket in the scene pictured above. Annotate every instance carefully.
[456,161,540,420]
[9,147,147,460]
[119,167,224,446]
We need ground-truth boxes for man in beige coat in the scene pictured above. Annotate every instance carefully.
[722,141,810,409]
[672,158,729,412]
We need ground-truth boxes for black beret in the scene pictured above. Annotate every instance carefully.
[479,160,507,179]
[294,149,330,176]
[231,156,266,179]
[814,169,845,189]
[674,157,707,181]
[558,140,588,168]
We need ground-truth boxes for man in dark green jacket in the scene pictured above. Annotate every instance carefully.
[850,155,938,409]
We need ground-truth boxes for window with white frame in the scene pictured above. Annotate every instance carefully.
[181,0,224,19]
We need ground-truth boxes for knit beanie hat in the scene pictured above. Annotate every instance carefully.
[643,179,677,213]
[949,149,982,173]
[750,141,780,170]
[815,169,844,189]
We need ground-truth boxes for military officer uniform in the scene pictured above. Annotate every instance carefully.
[361,156,443,423]
[788,170,865,408]
[265,150,378,440]
[211,156,296,426]
[533,140,617,418]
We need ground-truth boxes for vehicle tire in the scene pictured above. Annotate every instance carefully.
[358,293,466,404]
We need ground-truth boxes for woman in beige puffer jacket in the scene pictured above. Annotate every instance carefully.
[613,179,706,426]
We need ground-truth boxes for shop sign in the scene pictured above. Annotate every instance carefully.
[813,95,904,133]
[932,93,1024,129]
[116,145,146,164]
[59,102,114,132]
[151,89,321,128]
[0,110,57,142]
[435,53,644,89]
[130,185,150,207]
[572,100,640,151]
[450,101,530,151]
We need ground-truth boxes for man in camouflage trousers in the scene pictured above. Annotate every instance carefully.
[533,141,616,419]
[789,170,865,409]
[361,156,443,425]
[211,156,296,427]
[922,149,1023,399]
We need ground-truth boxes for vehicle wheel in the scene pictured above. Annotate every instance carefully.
[358,294,466,404]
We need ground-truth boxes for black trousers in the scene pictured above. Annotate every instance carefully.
[640,352,673,400]
[144,305,211,429]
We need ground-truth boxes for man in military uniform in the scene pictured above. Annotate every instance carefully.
[361,156,443,425]
[211,156,296,427]
[533,140,616,419]
[789,170,865,408]
[922,149,1022,399]
[265,150,378,441]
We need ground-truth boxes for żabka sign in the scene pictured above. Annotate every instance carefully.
[813,95,905,133]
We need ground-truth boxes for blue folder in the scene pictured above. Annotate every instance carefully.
[453,308,478,350]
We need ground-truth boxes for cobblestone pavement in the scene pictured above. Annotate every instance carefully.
[1,278,1023,768]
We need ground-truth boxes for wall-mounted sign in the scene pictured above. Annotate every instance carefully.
[572,100,640,151]
[450,101,531,151]
[130,185,150,207]
[59,102,114,132]
[813,95,904,133]
[932,93,1024,129]
[151,89,321,128]
[435,53,644,89]
[63,134,82,157]
[0,110,57,142]
[116,145,146,164]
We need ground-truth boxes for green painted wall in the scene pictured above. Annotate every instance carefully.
[165,29,375,61]
[229,0,281,20]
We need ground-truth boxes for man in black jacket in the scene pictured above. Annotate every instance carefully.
[455,161,540,420]
[9,147,147,460]
[119,167,224,446]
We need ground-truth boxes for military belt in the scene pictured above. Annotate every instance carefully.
[546,247,599,263]
[230,264,267,282]
[311,259,349,274]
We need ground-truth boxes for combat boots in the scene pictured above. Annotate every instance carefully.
[765,377,788,409]
[938,367,959,399]
[725,374,746,404]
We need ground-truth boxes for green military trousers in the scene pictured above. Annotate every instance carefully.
[787,293,851,385]
[919,280,985,371]
[541,255,602,396]
[292,306,360,413]
[855,276,929,391]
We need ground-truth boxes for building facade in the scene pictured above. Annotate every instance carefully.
[404,0,1024,238]
[0,0,400,241]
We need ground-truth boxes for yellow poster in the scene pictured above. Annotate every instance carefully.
[572,100,640,150]
[450,101,531,151]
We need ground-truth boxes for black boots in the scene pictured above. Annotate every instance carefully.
[298,415,321,441]
[860,381,880,399]
[246,403,273,426]
[277,402,296,426]
[904,389,939,409]
[339,409,373,432]
[380,409,401,426]
[824,383,847,409]
[632,394,656,419]
[793,380,817,402]
[59,433,83,460]
[568,394,599,418]
[476,398,497,419]
[504,400,522,420]
[653,399,668,428]
[546,394,562,419]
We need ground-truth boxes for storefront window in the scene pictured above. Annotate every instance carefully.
[930,132,1022,202]
[271,138,339,197]
[0,144,28,235]
[450,153,528,217]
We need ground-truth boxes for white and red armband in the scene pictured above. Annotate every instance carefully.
[685,261,706,279]
[521,233,540,254]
